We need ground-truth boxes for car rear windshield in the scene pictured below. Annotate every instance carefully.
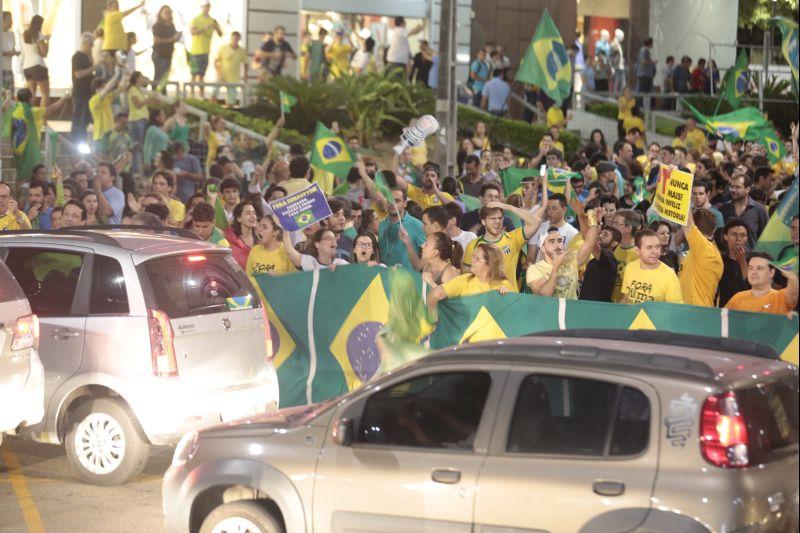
[141,253,260,319]
[737,374,799,465]
[0,262,26,303]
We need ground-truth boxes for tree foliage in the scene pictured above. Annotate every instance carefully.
[738,0,799,29]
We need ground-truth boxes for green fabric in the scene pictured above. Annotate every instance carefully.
[214,196,230,230]
[459,193,482,212]
[11,103,42,181]
[771,17,798,91]
[514,9,571,105]
[721,49,749,108]
[143,126,170,167]
[500,167,539,196]
[755,178,798,271]
[168,123,190,151]
[279,91,297,114]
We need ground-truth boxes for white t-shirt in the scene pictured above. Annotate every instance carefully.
[22,37,46,70]
[386,27,410,64]
[529,221,579,262]
[351,50,372,72]
[452,229,477,251]
[2,31,15,70]
[300,254,349,271]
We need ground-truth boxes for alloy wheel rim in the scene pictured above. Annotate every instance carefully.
[73,412,126,475]
[211,517,263,533]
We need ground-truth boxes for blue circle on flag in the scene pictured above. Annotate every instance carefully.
[735,72,748,95]
[322,140,343,160]
[546,42,568,80]
[769,141,779,153]
[346,321,383,382]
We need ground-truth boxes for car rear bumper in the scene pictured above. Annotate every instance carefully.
[130,367,279,445]
[0,350,44,433]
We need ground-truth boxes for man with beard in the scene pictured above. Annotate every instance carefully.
[392,153,455,209]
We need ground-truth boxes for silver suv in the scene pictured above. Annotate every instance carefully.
[162,331,798,533]
[0,260,44,445]
[0,228,278,485]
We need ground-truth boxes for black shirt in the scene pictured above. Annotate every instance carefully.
[717,254,750,307]
[460,177,485,197]
[410,52,433,86]
[460,209,515,235]
[152,21,177,59]
[261,40,295,75]
[718,198,768,249]
[579,248,618,302]
[72,51,93,98]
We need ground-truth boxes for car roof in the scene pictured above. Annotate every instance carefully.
[0,228,226,263]
[422,335,792,384]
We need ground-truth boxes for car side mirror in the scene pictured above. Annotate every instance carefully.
[331,417,354,446]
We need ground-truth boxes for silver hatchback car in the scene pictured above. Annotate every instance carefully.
[163,331,798,533]
[0,260,44,445]
[0,228,278,485]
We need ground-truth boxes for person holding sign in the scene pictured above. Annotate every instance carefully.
[246,216,296,279]
[678,208,723,307]
[725,252,798,316]
[619,228,683,304]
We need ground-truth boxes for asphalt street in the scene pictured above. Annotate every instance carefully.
[0,437,171,533]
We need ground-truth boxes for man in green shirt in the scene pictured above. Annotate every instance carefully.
[189,0,222,82]
[191,202,230,247]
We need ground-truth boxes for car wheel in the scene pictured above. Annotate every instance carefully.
[199,501,284,533]
[64,397,150,486]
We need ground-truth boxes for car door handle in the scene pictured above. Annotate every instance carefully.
[52,329,80,339]
[431,469,461,484]
[593,480,625,496]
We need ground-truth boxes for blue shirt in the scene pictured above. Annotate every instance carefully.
[103,186,125,225]
[175,154,203,203]
[32,207,52,230]
[378,212,425,269]
[482,76,510,112]
[470,59,490,92]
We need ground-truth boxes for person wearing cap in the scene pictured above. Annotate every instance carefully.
[102,0,143,53]
[189,0,222,82]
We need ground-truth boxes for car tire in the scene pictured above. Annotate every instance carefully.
[64,397,150,486]
[199,501,284,533]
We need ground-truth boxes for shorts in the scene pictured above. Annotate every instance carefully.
[189,54,209,77]
[23,65,48,82]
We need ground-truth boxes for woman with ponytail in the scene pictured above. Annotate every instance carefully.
[420,231,462,286]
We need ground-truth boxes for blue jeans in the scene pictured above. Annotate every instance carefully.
[129,119,148,175]
[152,54,172,89]
[71,93,91,143]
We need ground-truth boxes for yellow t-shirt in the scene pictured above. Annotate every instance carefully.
[190,14,216,55]
[621,260,684,304]
[623,116,646,149]
[725,289,791,315]
[546,106,566,129]
[686,128,706,152]
[102,11,126,51]
[526,256,579,299]
[463,227,527,290]
[167,198,186,224]
[611,244,638,302]
[0,211,30,231]
[442,273,516,299]
[216,45,248,82]
[678,225,723,307]
[246,245,296,277]
[671,137,686,148]
[326,41,353,78]
[617,96,635,120]
[127,86,149,122]
[407,184,455,210]
[89,93,114,142]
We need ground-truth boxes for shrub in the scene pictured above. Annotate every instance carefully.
[457,105,582,159]
[585,101,618,120]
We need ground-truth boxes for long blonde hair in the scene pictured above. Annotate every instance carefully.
[474,243,507,283]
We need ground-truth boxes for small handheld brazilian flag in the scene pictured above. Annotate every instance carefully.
[279,91,297,115]
[309,122,354,177]
[515,9,571,105]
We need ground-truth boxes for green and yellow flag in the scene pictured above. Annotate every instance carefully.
[755,128,786,165]
[515,9,571,105]
[755,178,798,271]
[500,167,539,196]
[11,103,42,181]
[772,16,798,90]
[279,91,297,114]
[721,49,749,107]
[309,122,354,178]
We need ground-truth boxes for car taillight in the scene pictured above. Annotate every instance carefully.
[148,309,178,377]
[11,314,39,351]
[261,304,273,362]
[700,391,749,468]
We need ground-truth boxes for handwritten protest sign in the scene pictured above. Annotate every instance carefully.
[270,183,332,231]
[654,166,693,225]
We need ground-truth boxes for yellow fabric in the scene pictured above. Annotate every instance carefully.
[617,95,635,120]
[127,86,149,122]
[326,41,353,78]
[611,244,638,302]
[32,107,46,134]
[671,137,686,148]
[442,273,516,299]
[686,128,706,151]
[190,14,216,55]
[205,129,219,169]
[526,256,579,299]
[407,183,454,209]
[623,116,646,149]
[678,225,723,307]
[726,289,791,315]
[546,106,566,128]
[462,227,527,289]
[216,45,247,82]
[89,93,114,142]
[246,245,297,278]
[621,260,684,304]
[0,211,30,231]
[408,143,428,167]
[102,11,126,51]
[167,198,186,223]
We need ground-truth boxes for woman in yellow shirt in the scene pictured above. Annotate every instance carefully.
[325,31,353,78]
[617,85,635,139]
[102,0,144,52]
[246,217,297,279]
[426,243,515,317]
[128,72,155,173]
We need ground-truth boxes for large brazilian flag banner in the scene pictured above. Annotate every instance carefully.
[255,267,799,407]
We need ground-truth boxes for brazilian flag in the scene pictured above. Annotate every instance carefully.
[755,178,798,271]
[546,168,581,195]
[684,101,782,149]
[721,49,749,107]
[309,122,354,178]
[500,167,539,196]
[772,17,798,91]
[294,210,315,227]
[515,9,571,105]
[755,128,786,165]
[11,103,42,180]
[279,90,297,114]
